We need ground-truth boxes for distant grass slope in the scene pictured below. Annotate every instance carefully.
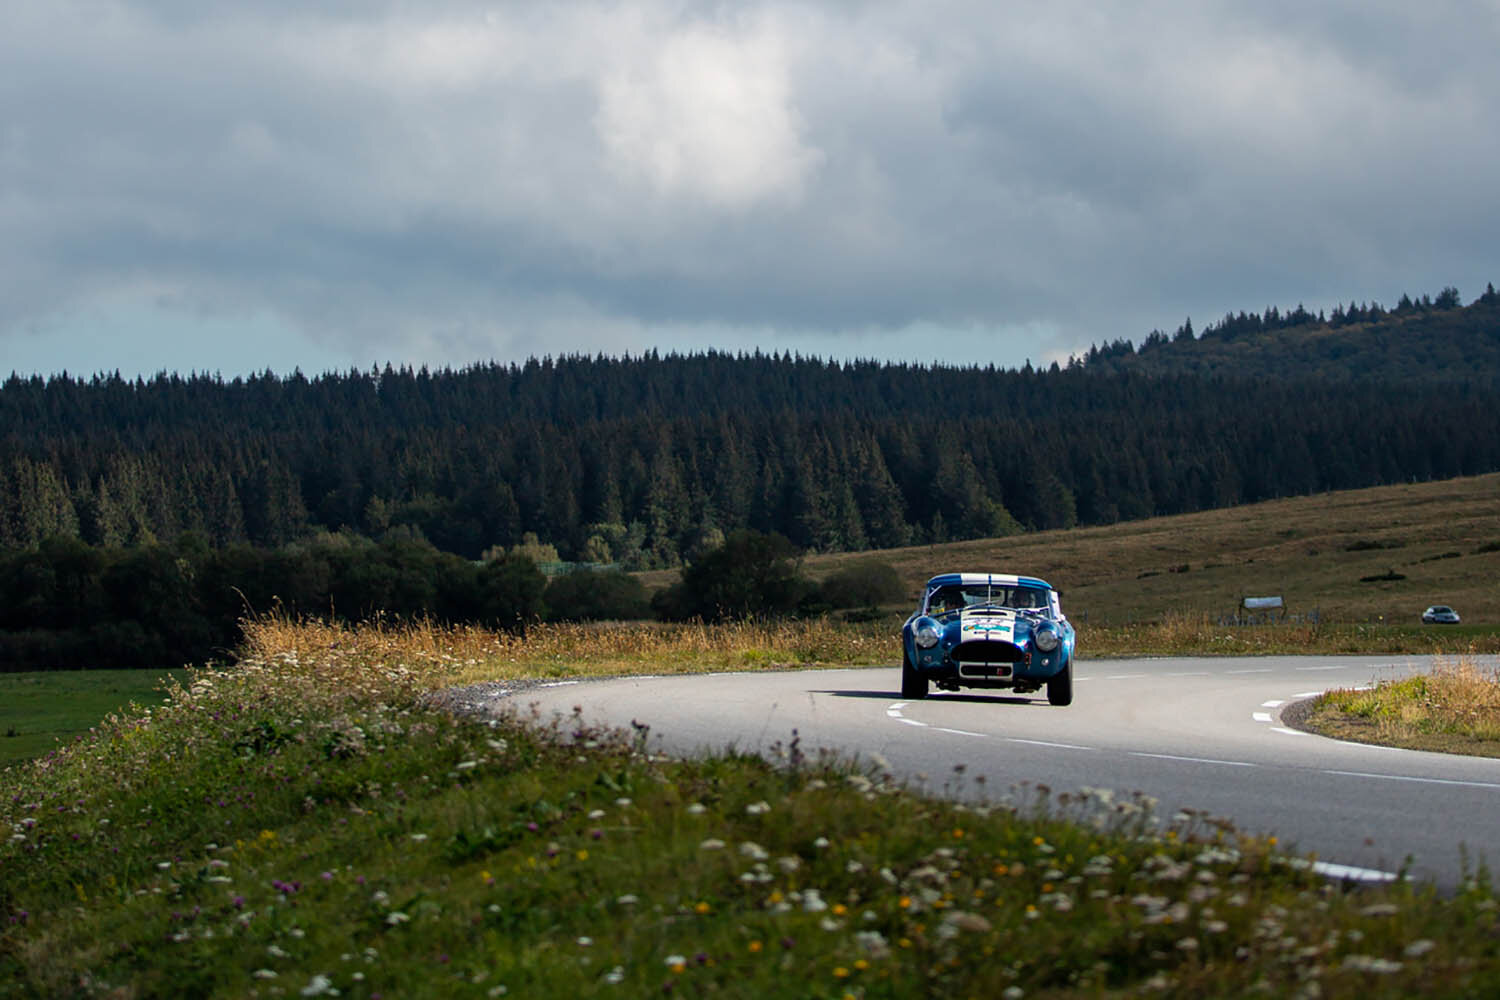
[0,668,187,765]
[643,473,1500,626]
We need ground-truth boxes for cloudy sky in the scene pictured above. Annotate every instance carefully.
[4,1,1498,379]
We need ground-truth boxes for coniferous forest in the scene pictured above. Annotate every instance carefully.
[2,283,1498,668]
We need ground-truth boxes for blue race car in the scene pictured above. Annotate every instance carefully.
[900,573,1076,704]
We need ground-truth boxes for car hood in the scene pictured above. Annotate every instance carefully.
[943,608,1039,645]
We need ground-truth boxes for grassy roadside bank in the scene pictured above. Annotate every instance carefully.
[4,626,1500,998]
[1298,657,1500,759]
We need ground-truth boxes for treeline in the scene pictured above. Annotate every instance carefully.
[0,530,904,672]
[1085,282,1500,379]
[3,316,1500,566]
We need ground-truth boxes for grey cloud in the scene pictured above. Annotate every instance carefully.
[2,0,1498,376]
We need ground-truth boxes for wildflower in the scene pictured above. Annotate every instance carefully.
[385,911,411,925]
[745,801,771,815]
[1404,939,1436,958]
[686,803,707,815]
[615,797,632,808]
[410,833,428,842]
[588,809,606,820]
[695,901,712,914]
[833,967,850,978]
[665,954,687,973]
[616,894,639,906]
[576,849,589,861]
[943,911,992,933]
[740,842,769,861]
[777,856,801,873]
[253,970,278,980]
[1361,903,1400,918]
[1342,955,1403,974]
[814,836,830,848]
[748,940,763,953]
[803,890,829,913]
[602,966,625,985]
[456,761,477,770]
[301,974,336,996]
[268,945,290,959]
[578,936,593,947]
[1002,987,1025,999]
[699,838,725,850]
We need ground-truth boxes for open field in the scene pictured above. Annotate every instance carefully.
[5,630,1500,998]
[0,668,189,766]
[641,472,1500,626]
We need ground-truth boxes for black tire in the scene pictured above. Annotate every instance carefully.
[901,653,929,700]
[1046,661,1073,706]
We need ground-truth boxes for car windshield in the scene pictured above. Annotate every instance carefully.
[925,583,1050,615]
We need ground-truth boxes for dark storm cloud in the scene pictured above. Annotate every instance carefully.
[2,0,1497,374]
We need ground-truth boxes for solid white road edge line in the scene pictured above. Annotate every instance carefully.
[1271,727,1311,737]
[1007,738,1095,751]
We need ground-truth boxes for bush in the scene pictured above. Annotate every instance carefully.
[652,531,810,622]
[544,568,650,622]
[816,561,907,610]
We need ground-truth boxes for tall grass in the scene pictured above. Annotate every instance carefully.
[1313,657,1500,753]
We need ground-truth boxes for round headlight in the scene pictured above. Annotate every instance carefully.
[1033,624,1060,652]
[915,623,940,648]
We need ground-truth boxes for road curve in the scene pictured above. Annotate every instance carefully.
[481,655,1500,889]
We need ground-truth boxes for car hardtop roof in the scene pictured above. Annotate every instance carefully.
[925,572,1053,591]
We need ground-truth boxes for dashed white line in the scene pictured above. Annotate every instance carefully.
[934,727,987,738]
[897,718,929,728]
[1292,691,1323,699]
[1261,700,1285,708]
[1252,712,1273,723]
[1167,671,1210,677]
[1226,668,1273,674]
[1308,860,1401,883]
[1105,673,1149,680]
[1297,665,1349,672]
[1129,751,1254,767]
[1007,737,1094,751]
[1324,770,1500,791]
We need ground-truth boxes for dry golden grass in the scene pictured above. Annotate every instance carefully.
[1304,656,1500,757]
[240,614,895,689]
[638,472,1500,626]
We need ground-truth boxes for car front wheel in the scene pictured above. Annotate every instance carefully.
[901,652,929,699]
[1046,662,1073,706]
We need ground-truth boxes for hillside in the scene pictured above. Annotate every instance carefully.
[1085,282,1500,381]
[642,472,1500,625]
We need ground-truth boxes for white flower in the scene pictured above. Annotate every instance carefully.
[745,801,771,815]
[603,966,625,985]
[385,911,411,925]
[739,842,769,861]
[615,798,632,807]
[267,945,290,958]
[685,803,707,815]
[252,969,278,980]
[300,973,336,997]
[1404,939,1436,958]
[409,833,428,842]
[456,761,477,770]
[588,809,606,820]
[698,838,725,850]
[616,894,639,906]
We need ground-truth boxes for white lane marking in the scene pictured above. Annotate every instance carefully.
[1297,665,1349,672]
[1292,691,1323,698]
[1252,712,1273,723]
[1324,770,1500,791]
[1261,700,1285,708]
[934,727,987,737]
[1106,673,1148,680]
[897,718,929,727]
[1227,668,1273,674]
[1007,738,1095,751]
[1271,727,1310,737]
[890,703,908,710]
[539,680,580,688]
[1129,751,1254,767]
[1167,671,1210,677]
[886,709,903,717]
[1309,860,1400,883]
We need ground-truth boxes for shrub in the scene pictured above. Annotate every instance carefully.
[544,568,650,622]
[817,561,906,610]
[652,531,810,622]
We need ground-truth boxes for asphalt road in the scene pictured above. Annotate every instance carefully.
[478,655,1500,889]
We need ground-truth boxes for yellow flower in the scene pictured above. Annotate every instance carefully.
[748,940,763,954]
[695,901,712,914]
[899,896,912,909]
[832,903,848,916]
[833,966,850,978]
[953,828,965,839]
[576,849,589,861]
[854,959,869,971]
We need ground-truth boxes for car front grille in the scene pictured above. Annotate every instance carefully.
[952,640,1025,664]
